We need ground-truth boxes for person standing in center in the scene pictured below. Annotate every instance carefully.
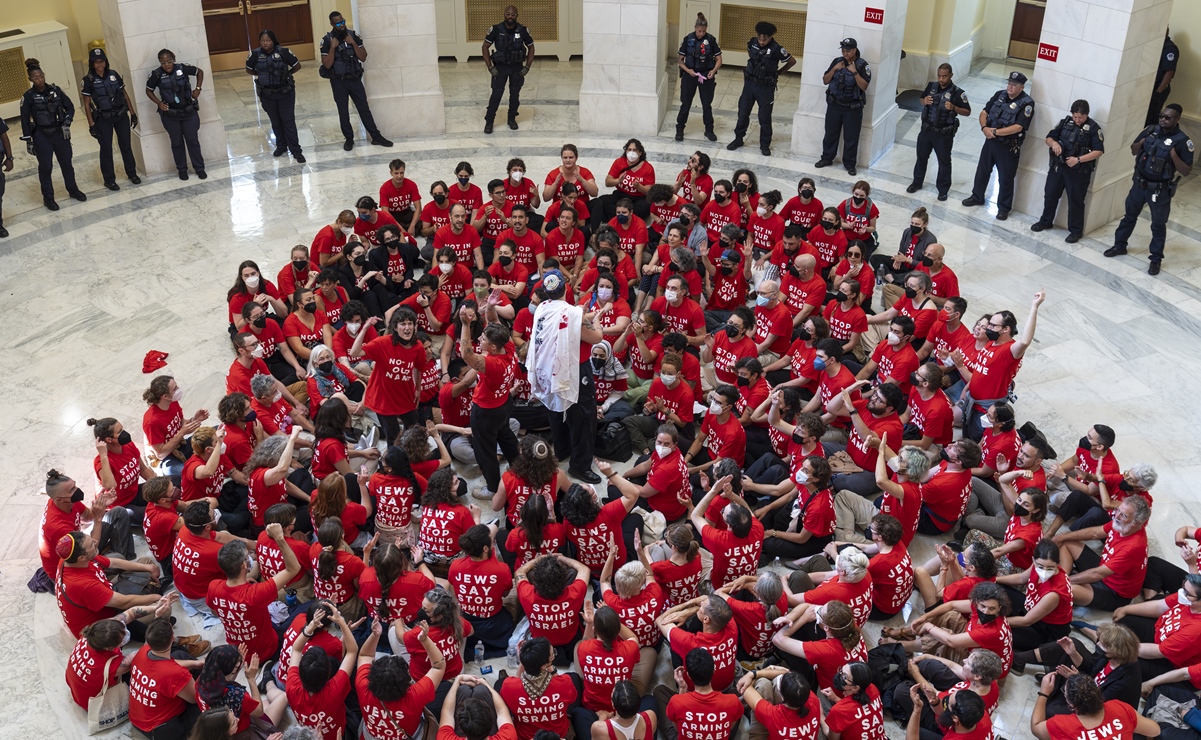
[962,71,1034,221]
[728,22,795,157]
[245,29,304,163]
[907,63,970,201]
[483,5,534,134]
[816,38,871,176]
[1146,29,1178,127]
[145,49,206,181]
[80,48,141,191]
[20,58,85,211]
[675,13,722,143]
[321,10,393,151]
[460,300,521,499]
[1030,100,1104,244]
[527,271,606,484]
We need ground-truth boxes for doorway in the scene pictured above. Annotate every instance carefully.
[202,0,315,71]
[1007,0,1045,61]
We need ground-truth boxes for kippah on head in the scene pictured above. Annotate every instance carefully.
[542,270,565,298]
[56,533,76,560]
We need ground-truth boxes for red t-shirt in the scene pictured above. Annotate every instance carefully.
[207,579,279,661]
[967,341,1022,401]
[129,644,193,731]
[403,617,472,680]
[283,310,329,351]
[575,637,641,711]
[248,466,288,528]
[40,499,87,576]
[608,158,655,196]
[518,578,587,646]
[448,182,484,212]
[822,301,868,342]
[253,395,295,436]
[1045,701,1137,740]
[143,501,181,561]
[700,199,742,243]
[650,296,706,337]
[879,480,921,545]
[420,503,475,558]
[748,212,785,253]
[228,281,283,324]
[222,421,255,471]
[362,336,427,415]
[919,465,974,532]
[449,555,514,618]
[501,470,558,527]
[474,352,517,409]
[57,557,117,638]
[434,224,483,266]
[837,199,880,242]
[94,441,144,508]
[781,273,828,317]
[754,693,823,740]
[278,614,343,677]
[310,546,366,605]
[667,689,745,740]
[399,291,454,337]
[845,398,904,472]
[807,572,874,627]
[825,685,886,740]
[1002,516,1043,571]
[1153,593,1201,667]
[227,356,272,396]
[908,388,955,446]
[649,195,683,234]
[287,664,351,740]
[668,619,739,690]
[379,177,421,215]
[564,499,630,575]
[677,170,713,205]
[966,610,1013,677]
[645,448,690,521]
[703,519,765,588]
[602,583,665,648]
[545,226,587,265]
[1025,568,1073,625]
[710,332,757,386]
[310,436,348,481]
[420,200,453,234]
[833,259,876,302]
[701,412,747,467]
[354,210,400,246]
[804,637,870,690]
[142,401,183,451]
[311,224,348,261]
[172,528,225,600]
[257,531,312,588]
[728,594,790,657]
[360,568,434,624]
[645,377,695,425]
[507,523,566,568]
[496,227,545,274]
[357,664,434,740]
[629,332,663,380]
[369,472,421,530]
[806,226,849,269]
[817,365,860,429]
[499,674,578,740]
[66,634,122,709]
[871,341,920,393]
[780,196,824,231]
[870,543,914,614]
[475,201,514,239]
[1099,522,1148,599]
[755,302,796,355]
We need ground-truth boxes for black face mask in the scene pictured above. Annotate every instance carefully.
[498,255,513,267]
[591,357,605,371]
[904,287,918,300]
[1014,503,1030,517]
[736,377,750,387]
[725,324,740,336]
[253,316,268,329]
[432,194,447,205]
[909,371,922,387]
[318,360,334,374]
[292,259,308,272]
[411,607,430,624]
[679,215,691,227]
[836,293,850,303]
[940,447,952,463]
[821,220,836,230]
[398,335,416,346]
[911,225,923,235]
[1117,480,1136,492]
[786,264,800,278]
[1078,436,1092,451]
[795,327,811,341]
[244,410,258,423]
[720,265,736,277]
[921,256,935,267]
[597,264,612,273]
[116,430,132,446]
[303,302,318,314]
[852,197,865,206]
[832,672,848,693]
[975,607,998,624]
[734,182,748,193]
[385,240,401,251]
[800,189,815,199]
[984,328,1001,341]
[713,193,727,204]
[668,262,680,273]
[790,429,808,445]
[70,487,85,503]
[353,254,368,266]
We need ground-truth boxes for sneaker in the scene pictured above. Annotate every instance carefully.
[906,183,921,193]
[1102,245,1127,258]
[129,175,142,185]
[104,182,120,192]
[1030,221,1051,232]
[727,139,744,151]
[343,139,354,151]
[196,171,207,180]
[471,486,495,501]
[961,196,983,207]
[1149,261,1161,276]
[371,136,394,147]
[274,146,287,157]
[1065,233,1081,244]
[484,121,494,134]
[814,159,833,168]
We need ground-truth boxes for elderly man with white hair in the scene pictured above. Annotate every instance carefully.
[781,546,873,632]
[1052,495,1151,612]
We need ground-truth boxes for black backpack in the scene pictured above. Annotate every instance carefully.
[595,422,633,462]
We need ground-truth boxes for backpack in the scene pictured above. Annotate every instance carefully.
[595,422,633,462]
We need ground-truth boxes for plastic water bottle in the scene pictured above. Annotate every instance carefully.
[507,646,519,669]
[475,642,486,670]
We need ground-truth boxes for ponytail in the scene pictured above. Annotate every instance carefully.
[316,517,344,583]
[666,523,699,563]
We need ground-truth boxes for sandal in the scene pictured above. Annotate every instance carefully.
[881,626,916,641]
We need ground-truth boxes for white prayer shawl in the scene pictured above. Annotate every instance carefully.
[528,299,582,412]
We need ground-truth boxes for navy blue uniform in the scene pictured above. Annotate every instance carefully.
[19,82,80,203]
[0,118,10,233]
[484,21,534,126]
[246,46,302,156]
[676,32,722,135]
[1037,116,1104,237]
[320,29,383,142]
[1146,36,1178,127]
[969,89,1034,213]
[1112,124,1194,265]
[734,38,792,150]
[821,56,872,170]
[911,80,969,197]
[146,63,205,176]
[82,66,138,186]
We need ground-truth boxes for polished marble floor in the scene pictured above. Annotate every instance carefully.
[1,56,1200,739]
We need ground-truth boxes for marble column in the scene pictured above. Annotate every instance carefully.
[579,0,669,135]
[358,0,446,135]
[792,0,907,166]
[95,0,227,176]
[1013,0,1174,233]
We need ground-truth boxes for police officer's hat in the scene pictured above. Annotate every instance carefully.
[840,38,858,50]
[89,48,108,63]
[1008,71,1027,84]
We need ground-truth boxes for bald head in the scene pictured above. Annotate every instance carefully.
[925,243,945,263]
[793,253,817,277]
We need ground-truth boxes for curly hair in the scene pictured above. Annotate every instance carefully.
[367,653,413,702]
[401,425,432,463]
[421,468,460,509]
[510,436,558,490]
[560,483,601,528]
[819,600,861,652]
[425,586,465,645]
[528,555,574,601]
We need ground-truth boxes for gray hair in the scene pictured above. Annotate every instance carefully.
[836,548,870,583]
[900,445,931,480]
[305,344,336,377]
[281,728,320,740]
[670,246,696,272]
[614,561,648,599]
[1128,463,1158,490]
[243,433,288,475]
[1120,494,1151,524]
[250,373,276,401]
[965,649,1004,684]
[904,271,933,292]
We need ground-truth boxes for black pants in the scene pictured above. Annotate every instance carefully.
[0,170,6,228]
[379,410,419,448]
[143,703,201,740]
[591,192,649,233]
[971,138,1020,212]
[1145,555,1189,597]
[1040,163,1091,236]
[159,110,205,173]
[471,400,521,493]
[486,64,525,123]
[549,361,597,474]
[94,113,138,185]
[1147,85,1171,128]
[734,79,776,148]
[1149,684,1201,740]
[465,609,515,659]
[265,351,300,386]
[1113,183,1173,263]
[330,77,381,141]
[822,101,864,169]
[32,127,78,200]
[913,126,955,196]
[260,89,302,154]
[892,659,960,734]
[677,73,716,132]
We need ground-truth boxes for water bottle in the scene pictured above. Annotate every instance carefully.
[475,642,485,670]
[285,589,298,609]
[506,646,519,669]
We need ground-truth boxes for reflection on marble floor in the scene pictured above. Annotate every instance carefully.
[1,55,1201,740]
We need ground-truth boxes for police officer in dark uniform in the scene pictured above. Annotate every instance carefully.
[962,71,1034,220]
[0,120,14,238]
[675,12,722,142]
[1147,29,1178,127]
[20,58,85,211]
[81,48,140,191]
[1104,104,1194,276]
[728,21,795,157]
[907,63,970,201]
[321,11,392,151]
[816,38,872,176]
[1030,99,1104,244]
[145,49,206,181]
[246,30,304,163]
[483,5,535,134]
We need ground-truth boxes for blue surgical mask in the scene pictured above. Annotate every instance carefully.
[813,358,827,371]
[358,213,370,221]
[756,294,771,306]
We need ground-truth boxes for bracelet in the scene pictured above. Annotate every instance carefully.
[1037,692,1050,699]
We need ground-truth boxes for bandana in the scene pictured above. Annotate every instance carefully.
[143,350,169,373]
[521,665,556,699]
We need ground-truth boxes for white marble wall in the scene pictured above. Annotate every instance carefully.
[791,0,907,166]
[95,0,228,175]
[578,0,669,135]
[1014,0,1174,232]
[359,0,447,135]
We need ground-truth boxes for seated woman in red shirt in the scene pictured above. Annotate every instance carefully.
[772,600,868,691]
[420,468,478,577]
[400,587,473,713]
[360,541,434,631]
[602,424,692,525]
[592,138,655,232]
[368,445,426,546]
[996,539,1073,652]
[591,340,633,424]
[311,518,368,623]
[310,398,378,505]
[580,270,633,344]
[1032,673,1159,740]
[142,375,208,477]
[757,456,837,564]
[961,488,1048,575]
[600,548,665,694]
[492,436,571,530]
[784,547,874,631]
[304,344,365,418]
[284,287,333,364]
[740,668,823,740]
[506,494,566,568]
[717,572,789,662]
[902,582,1014,677]
[228,260,289,334]
[516,553,591,666]
[913,541,999,611]
[196,645,288,736]
[311,473,372,551]
[829,242,875,308]
[639,523,703,609]
[358,616,445,740]
[560,478,643,581]
[244,430,311,534]
[65,601,174,710]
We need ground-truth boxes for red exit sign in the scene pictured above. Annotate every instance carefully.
[1038,42,1059,62]
[864,7,884,24]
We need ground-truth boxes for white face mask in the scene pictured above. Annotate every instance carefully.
[795,470,810,485]
[1035,566,1057,583]
[756,206,768,218]
[220,443,227,455]
[245,275,260,289]
[597,287,613,301]
[273,392,282,403]
[340,226,354,236]
[887,457,901,473]
[346,322,361,336]
[511,170,524,182]
[251,345,265,359]
[438,262,453,274]
[661,374,677,387]
[980,415,993,429]
[171,388,184,402]
[626,151,639,163]
[664,289,680,303]
[887,332,903,346]
[709,400,723,415]
[655,444,672,458]
[1179,588,1194,606]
